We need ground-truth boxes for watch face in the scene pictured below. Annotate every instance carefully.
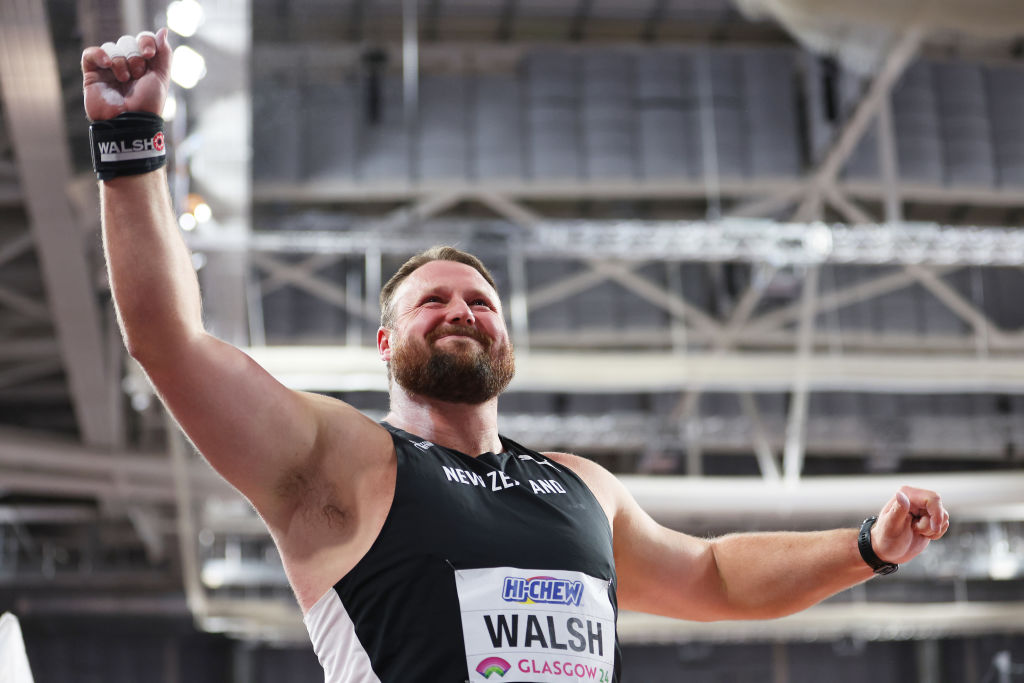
[874,563,899,576]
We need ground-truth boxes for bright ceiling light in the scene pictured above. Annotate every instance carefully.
[193,202,212,223]
[166,0,205,37]
[161,94,177,121]
[170,45,206,89]
[178,212,198,231]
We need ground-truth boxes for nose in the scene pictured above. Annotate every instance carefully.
[445,297,475,325]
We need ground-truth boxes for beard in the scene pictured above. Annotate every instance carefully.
[389,324,515,404]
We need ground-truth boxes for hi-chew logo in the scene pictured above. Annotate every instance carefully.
[97,132,166,162]
[502,576,584,606]
[475,657,511,678]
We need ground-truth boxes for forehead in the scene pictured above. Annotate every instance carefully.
[394,260,500,303]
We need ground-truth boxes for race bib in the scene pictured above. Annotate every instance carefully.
[454,567,615,683]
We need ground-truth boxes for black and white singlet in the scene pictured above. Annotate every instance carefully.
[304,422,621,683]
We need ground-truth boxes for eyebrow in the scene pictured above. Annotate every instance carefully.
[417,286,497,305]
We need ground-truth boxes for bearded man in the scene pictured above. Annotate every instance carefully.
[83,29,949,683]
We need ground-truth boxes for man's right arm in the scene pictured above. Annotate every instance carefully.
[87,31,387,527]
[102,171,320,517]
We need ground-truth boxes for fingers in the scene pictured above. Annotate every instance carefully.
[137,31,158,58]
[87,30,165,83]
[115,34,150,80]
[100,41,130,82]
[898,485,949,539]
[81,45,111,74]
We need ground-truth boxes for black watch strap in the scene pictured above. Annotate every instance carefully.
[858,516,898,575]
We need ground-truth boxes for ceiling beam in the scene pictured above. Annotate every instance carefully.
[0,427,229,494]
[252,176,1024,210]
[742,266,958,337]
[794,29,923,221]
[190,221,1024,267]
[782,266,818,483]
[0,285,51,322]
[0,0,116,446]
[241,346,1024,394]
[619,602,1024,644]
[0,232,33,267]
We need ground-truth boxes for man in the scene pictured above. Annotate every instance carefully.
[83,30,949,683]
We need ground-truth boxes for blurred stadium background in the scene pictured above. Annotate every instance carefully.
[0,0,1023,680]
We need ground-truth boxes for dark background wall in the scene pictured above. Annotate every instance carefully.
[12,613,1024,683]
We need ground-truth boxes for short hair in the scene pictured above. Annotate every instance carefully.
[379,246,498,328]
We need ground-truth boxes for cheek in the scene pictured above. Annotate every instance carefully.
[484,321,511,347]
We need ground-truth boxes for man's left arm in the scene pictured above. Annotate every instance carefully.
[560,454,949,622]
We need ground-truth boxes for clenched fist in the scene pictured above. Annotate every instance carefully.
[82,28,171,122]
[871,485,950,565]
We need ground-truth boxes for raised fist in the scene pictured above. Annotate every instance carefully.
[82,28,171,122]
[871,485,950,565]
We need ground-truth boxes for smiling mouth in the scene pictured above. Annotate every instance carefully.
[434,334,483,347]
[428,325,491,347]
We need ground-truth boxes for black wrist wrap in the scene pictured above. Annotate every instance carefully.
[89,112,167,181]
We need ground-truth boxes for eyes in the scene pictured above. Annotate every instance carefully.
[420,294,494,310]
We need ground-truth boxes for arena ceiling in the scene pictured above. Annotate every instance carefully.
[0,0,1023,644]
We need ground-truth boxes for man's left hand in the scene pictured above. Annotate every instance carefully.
[871,486,950,565]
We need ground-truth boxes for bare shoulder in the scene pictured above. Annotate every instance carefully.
[266,392,395,528]
[542,451,625,527]
[306,392,394,462]
[291,391,394,478]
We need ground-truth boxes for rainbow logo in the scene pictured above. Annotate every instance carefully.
[475,657,511,678]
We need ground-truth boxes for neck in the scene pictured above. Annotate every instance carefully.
[384,384,503,456]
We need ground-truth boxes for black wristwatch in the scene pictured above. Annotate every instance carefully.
[858,516,898,575]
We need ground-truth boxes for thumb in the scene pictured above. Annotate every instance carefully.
[151,27,172,75]
[878,490,912,535]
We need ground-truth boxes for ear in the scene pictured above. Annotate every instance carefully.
[378,327,393,361]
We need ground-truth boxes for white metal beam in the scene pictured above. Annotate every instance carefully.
[191,221,1024,267]
[525,327,1024,353]
[742,266,958,338]
[260,253,343,297]
[253,178,806,204]
[0,427,229,495]
[0,359,62,390]
[673,268,776,419]
[782,266,818,484]
[0,285,51,322]
[255,190,466,309]
[738,393,781,482]
[0,232,33,267]
[250,253,376,321]
[504,412,1024,461]
[527,264,632,311]
[619,602,1024,644]
[824,186,874,224]
[473,190,542,230]
[0,339,59,359]
[241,346,1024,394]
[0,0,116,446]
[254,176,1024,210]
[907,265,1004,344]
[167,414,209,620]
[794,29,923,221]
[876,94,903,224]
[842,180,1024,208]
[725,189,803,219]
[183,597,1024,645]
[592,261,722,339]
[624,471,1024,525]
